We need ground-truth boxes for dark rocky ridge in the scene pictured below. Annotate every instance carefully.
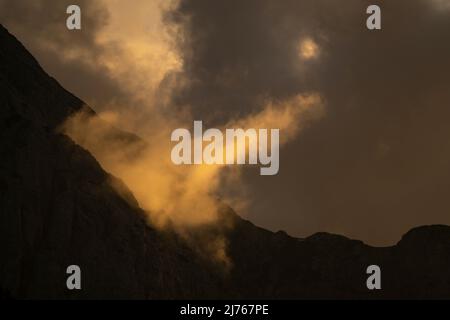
[1,24,450,299]
[0,24,225,299]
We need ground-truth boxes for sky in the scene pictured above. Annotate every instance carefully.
[1,0,450,246]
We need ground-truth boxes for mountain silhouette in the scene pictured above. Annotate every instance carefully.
[1,24,450,299]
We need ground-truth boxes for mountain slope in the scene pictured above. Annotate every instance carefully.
[1,24,450,299]
[0,24,224,299]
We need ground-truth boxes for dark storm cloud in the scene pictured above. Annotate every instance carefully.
[169,0,450,244]
[168,0,320,121]
[0,0,129,108]
[2,0,450,245]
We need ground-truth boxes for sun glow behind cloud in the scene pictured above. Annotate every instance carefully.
[298,38,319,60]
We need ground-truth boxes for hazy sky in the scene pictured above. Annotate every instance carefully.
[2,0,450,245]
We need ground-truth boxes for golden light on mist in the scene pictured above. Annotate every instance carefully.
[63,93,325,230]
[93,0,182,107]
[59,2,326,263]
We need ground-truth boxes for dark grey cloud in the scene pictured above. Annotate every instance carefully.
[169,0,450,244]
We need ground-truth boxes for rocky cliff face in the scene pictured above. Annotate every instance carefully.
[1,24,450,299]
[0,24,224,299]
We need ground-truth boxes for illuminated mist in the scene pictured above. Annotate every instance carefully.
[0,0,326,263]
[55,0,327,263]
